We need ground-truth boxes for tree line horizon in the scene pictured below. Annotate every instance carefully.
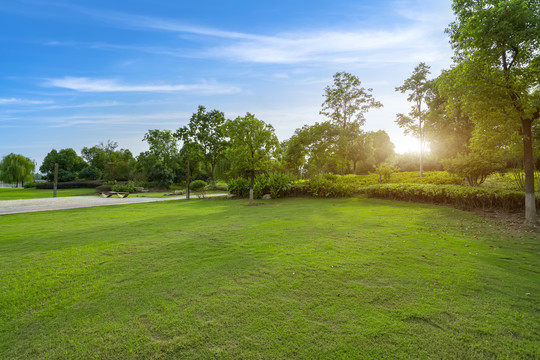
[0,0,538,224]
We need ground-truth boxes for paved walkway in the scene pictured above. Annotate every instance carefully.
[0,194,227,215]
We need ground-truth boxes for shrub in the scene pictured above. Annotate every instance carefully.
[189,180,207,192]
[374,163,400,183]
[361,183,540,212]
[306,174,353,198]
[228,178,250,197]
[103,180,117,185]
[205,182,228,191]
[266,172,294,198]
[23,180,41,188]
[442,152,506,186]
[112,182,136,193]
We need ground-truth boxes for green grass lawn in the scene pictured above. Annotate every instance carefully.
[0,197,538,359]
[0,188,97,200]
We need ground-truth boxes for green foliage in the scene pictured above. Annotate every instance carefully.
[189,180,207,192]
[341,171,464,188]
[395,62,431,175]
[112,182,136,193]
[306,174,353,198]
[0,153,35,186]
[78,166,101,180]
[320,72,383,128]
[175,105,228,185]
[228,173,295,199]
[103,180,117,185]
[81,141,134,172]
[394,152,443,172]
[39,148,86,182]
[22,180,41,188]
[445,0,540,224]
[205,182,228,191]
[228,177,250,197]
[442,152,506,186]
[374,163,400,183]
[362,183,540,212]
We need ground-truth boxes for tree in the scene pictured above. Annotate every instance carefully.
[140,129,182,186]
[321,72,383,128]
[224,113,278,205]
[445,0,540,225]
[320,72,383,174]
[368,130,395,165]
[395,62,431,177]
[40,148,86,182]
[0,153,35,187]
[175,105,228,185]
[424,76,474,160]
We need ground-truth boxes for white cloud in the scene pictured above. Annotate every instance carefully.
[62,5,452,66]
[0,98,53,105]
[45,77,241,94]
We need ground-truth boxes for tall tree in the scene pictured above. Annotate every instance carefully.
[395,62,431,177]
[368,130,395,165]
[424,76,474,160]
[445,0,540,225]
[0,153,35,187]
[224,113,278,205]
[321,72,383,128]
[40,148,86,182]
[320,72,383,174]
[175,105,228,186]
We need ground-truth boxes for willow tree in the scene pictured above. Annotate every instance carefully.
[445,0,540,226]
[0,153,35,187]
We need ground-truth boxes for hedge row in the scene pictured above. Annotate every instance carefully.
[361,183,540,212]
[36,180,104,189]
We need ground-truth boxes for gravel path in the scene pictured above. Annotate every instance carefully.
[0,194,227,215]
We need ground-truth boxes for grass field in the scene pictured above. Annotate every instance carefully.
[0,188,97,200]
[0,197,538,359]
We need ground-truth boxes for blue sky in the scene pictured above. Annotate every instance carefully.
[0,0,454,167]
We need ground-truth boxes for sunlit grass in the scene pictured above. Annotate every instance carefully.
[1,197,538,359]
[0,188,97,200]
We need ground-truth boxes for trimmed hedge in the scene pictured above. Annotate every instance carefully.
[361,183,540,212]
[36,180,103,189]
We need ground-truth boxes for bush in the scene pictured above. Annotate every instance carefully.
[103,180,117,185]
[37,180,103,189]
[306,174,353,198]
[205,182,228,191]
[442,152,506,187]
[374,163,400,183]
[112,182,136,193]
[23,180,41,188]
[361,183,540,212]
[228,178,250,197]
[78,166,101,180]
[189,180,207,192]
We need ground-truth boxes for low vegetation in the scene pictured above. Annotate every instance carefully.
[1,198,538,359]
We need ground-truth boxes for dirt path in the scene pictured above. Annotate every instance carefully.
[0,194,227,215]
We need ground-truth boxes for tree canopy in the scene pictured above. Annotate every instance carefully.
[0,153,35,186]
[175,105,228,185]
[444,0,540,225]
[225,113,278,204]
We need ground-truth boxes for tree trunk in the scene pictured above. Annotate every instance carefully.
[522,119,537,226]
[249,170,254,205]
[353,160,357,175]
[211,163,216,186]
[185,159,190,200]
